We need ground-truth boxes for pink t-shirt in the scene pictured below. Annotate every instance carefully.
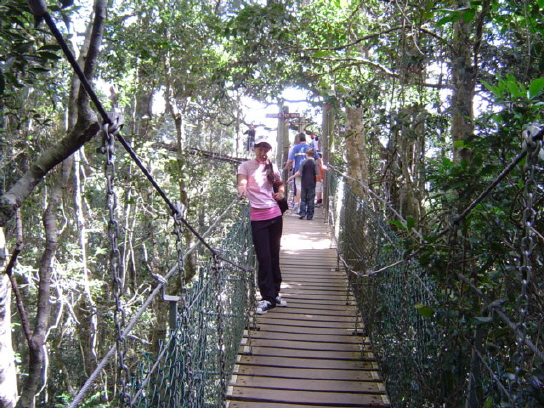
[237,160,282,221]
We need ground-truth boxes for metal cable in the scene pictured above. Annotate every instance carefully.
[27,1,218,257]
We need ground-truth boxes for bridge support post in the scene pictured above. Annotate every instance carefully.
[163,293,180,331]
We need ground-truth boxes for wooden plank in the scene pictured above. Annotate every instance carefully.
[250,325,359,336]
[281,284,347,291]
[260,302,357,314]
[231,376,386,393]
[246,330,366,344]
[237,355,378,370]
[267,308,359,317]
[276,292,350,301]
[282,279,344,284]
[232,365,382,381]
[259,312,358,324]
[227,402,372,408]
[241,346,374,361]
[259,312,356,329]
[242,337,369,351]
[228,387,389,407]
[279,287,349,296]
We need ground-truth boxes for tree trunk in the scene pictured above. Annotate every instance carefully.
[345,106,368,199]
[397,105,425,222]
[0,0,107,403]
[163,55,195,283]
[0,230,17,408]
[17,158,71,408]
[451,0,475,164]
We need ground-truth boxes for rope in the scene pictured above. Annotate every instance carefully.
[66,197,251,408]
[27,0,218,257]
[363,125,544,276]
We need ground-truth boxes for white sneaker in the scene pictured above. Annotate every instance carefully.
[256,300,274,314]
[275,296,287,307]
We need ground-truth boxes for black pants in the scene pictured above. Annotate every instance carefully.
[299,186,316,219]
[251,215,283,304]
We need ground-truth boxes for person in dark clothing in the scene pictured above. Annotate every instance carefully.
[287,148,318,220]
[244,124,256,151]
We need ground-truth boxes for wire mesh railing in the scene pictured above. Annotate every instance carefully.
[327,140,543,407]
[128,206,255,408]
[327,171,440,407]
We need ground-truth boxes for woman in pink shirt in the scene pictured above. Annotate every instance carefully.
[237,141,287,314]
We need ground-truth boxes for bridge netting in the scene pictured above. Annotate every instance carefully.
[326,126,543,408]
[86,147,542,408]
[126,207,255,408]
[66,189,256,408]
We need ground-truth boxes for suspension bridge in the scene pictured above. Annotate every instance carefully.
[227,208,389,407]
[63,160,543,408]
[22,2,544,406]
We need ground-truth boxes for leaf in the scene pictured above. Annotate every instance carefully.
[406,217,415,231]
[38,44,61,51]
[437,15,456,26]
[38,51,61,61]
[312,50,329,58]
[414,303,434,318]
[528,78,544,99]
[483,397,494,408]
[506,79,523,98]
[453,140,465,148]
[388,220,406,230]
[481,80,503,99]
[463,8,476,23]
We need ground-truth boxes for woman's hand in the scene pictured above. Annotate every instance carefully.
[237,185,246,200]
[273,190,285,201]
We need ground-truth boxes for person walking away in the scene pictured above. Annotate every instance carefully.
[288,148,318,220]
[237,140,288,314]
[283,133,320,214]
[310,133,320,153]
[244,124,256,152]
[285,133,301,208]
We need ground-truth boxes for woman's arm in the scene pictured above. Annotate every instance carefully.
[237,174,248,198]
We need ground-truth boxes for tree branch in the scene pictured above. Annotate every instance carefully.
[304,25,446,52]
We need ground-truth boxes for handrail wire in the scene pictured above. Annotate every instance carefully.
[66,197,250,408]
[361,126,544,275]
[26,0,218,257]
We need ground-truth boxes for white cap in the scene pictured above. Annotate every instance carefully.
[254,135,273,150]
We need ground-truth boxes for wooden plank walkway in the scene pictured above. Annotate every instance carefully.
[226,207,390,408]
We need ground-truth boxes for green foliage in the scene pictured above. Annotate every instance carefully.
[414,303,434,318]
[55,391,107,408]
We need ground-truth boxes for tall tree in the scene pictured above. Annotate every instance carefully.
[0,0,106,404]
